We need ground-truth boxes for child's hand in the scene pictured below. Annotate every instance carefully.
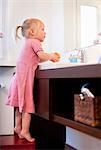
[50,52,60,62]
[54,52,61,58]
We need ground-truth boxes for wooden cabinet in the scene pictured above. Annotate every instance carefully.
[35,79,50,119]
[34,64,101,140]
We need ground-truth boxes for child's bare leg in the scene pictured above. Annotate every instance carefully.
[20,112,35,142]
[14,108,22,137]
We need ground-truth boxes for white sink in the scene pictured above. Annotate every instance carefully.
[39,61,97,70]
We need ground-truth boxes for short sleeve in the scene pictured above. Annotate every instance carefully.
[31,39,43,54]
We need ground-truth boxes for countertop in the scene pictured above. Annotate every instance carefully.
[0,60,16,67]
[38,61,99,70]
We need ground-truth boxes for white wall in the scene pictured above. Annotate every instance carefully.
[4,0,64,62]
[64,0,77,51]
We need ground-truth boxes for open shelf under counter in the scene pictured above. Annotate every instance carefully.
[52,114,101,139]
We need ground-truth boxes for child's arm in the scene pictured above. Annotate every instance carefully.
[37,51,60,62]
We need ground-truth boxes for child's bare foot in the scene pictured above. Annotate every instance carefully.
[20,132,35,142]
[14,127,24,139]
[14,127,20,135]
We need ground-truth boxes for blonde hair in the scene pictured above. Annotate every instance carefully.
[15,18,43,41]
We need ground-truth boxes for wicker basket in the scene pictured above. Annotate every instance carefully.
[74,94,101,126]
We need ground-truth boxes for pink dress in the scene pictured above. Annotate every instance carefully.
[6,39,43,113]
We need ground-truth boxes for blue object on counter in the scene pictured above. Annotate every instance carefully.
[69,58,78,63]
[98,55,101,63]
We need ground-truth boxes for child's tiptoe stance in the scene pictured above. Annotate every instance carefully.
[6,18,60,142]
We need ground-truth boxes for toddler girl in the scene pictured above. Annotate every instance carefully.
[6,18,60,142]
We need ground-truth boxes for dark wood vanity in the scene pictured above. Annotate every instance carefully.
[30,64,101,149]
